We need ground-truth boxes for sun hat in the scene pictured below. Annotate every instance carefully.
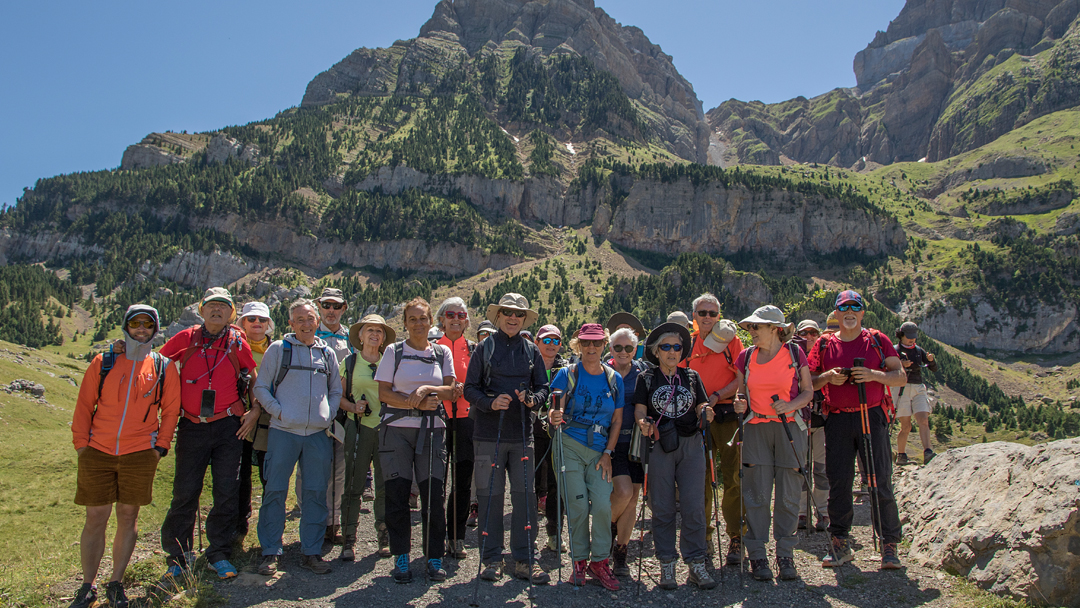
[349,314,396,351]
[797,320,821,333]
[835,289,864,309]
[201,287,234,309]
[606,312,646,339]
[537,324,562,340]
[666,311,691,329]
[485,293,539,328]
[576,323,607,341]
[898,321,920,339]
[644,322,692,366]
[317,287,347,304]
[703,319,737,353]
[476,320,496,339]
[239,301,275,333]
[739,305,795,342]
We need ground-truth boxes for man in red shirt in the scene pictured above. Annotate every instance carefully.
[159,287,259,580]
[809,290,907,570]
[434,296,474,559]
[680,293,744,565]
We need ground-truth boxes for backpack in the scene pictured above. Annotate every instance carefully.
[740,342,805,425]
[815,328,896,421]
[389,340,447,378]
[477,334,537,391]
[563,362,621,415]
[95,346,168,423]
[270,340,337,398]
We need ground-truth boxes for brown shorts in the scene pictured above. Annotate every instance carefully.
[75,447,159,506]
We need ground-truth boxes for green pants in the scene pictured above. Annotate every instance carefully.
[704,417,744,544]
[341,418,385,538]
[554,432,612,562]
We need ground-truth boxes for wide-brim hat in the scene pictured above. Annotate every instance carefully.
[797,319,821,333]
[703,319,737,353]
[238,301,275,334]
[476,320,497,338]
[739,305,795,342]
[349,314,396,351]
[485,293,539,328]
[606,312,646,339]
[644,322,693,366]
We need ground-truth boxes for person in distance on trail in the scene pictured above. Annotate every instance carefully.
[253,298,343,576]
[893,321,938,465]
[476,319,497,341]
[634,322,717,591]
[534,324,569,550]
[679,294,745,566]
[794,319,830,533]
[732,306,814,581]
[69,305,181,608]
[159,287,259,581]
[548,323,625,590]
[463,293,551,584]
[809,290,907,570]
[236,301,273,543]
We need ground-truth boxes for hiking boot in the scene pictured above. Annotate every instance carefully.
[300,554,332,575]
[104,581,128,608]
[258,555,279,576]
[687,558,716,590]
[68,583,97,608]
[658,558,678,590]
[545,534,567,553]
[880,543,903,570]
[447,539,467,559]
[569,559,588,586]
[777,556,798,580]
[392,554,412,583]
[538,495,547,514]
[480,560,502,581]
[896,452,910,466]
[815,516,830,532]
[511,560,550,584]
[923,449,937,464]
[324,524,343,545]
[208,559,237,579]
[427,558,447,581]
[340,536,356,562]
[798,515,807,529]
[587,559,620,591]
[377,524,391,558]
[725,536,744,566]
[611,543,630,576]
[750,558,773,581]
[467,503,479,527]
[822,536,854,568]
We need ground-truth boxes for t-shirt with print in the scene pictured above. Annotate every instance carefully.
[633,367,708,437]
[374,341,455,428]
[349,355,383,430]
[550,363,625,452]
[735,345,808,424]
[807,329,898,413]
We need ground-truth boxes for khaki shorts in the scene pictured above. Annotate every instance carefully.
[75,447,159,507]
[895,383,931,417]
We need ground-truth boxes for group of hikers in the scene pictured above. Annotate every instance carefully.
[68,284,939,607]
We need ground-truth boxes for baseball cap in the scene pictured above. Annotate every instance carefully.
[835,289,864,308]
[201,287,234,308]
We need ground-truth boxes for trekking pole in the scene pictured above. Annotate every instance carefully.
[701,406,723,567]
[805,424,813,538]
[552,390,577,588]
[423,403,438,581]
[470,408,506,607]
[735,393,747,585]
[635,418,652,597]
[853,358,882,553]
[448,401,458,559]
[518,388,536,603]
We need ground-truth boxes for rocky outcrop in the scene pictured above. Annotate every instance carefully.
[120,144,186,171]
[206,133,259,165]
[930,154,1048,197]
[141,250,264,291]
[895,439,1080,607]
[0,228,106,266]
[918,296,1080,353]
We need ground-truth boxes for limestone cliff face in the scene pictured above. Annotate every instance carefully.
[917,296,1080,353]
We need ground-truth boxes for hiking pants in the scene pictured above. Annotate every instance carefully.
[446,417,475,543]
[161,417,242,567]
[799,426,829,519]
[533,418,561,535]
[824,407,902,544]
[258,427,331,557]
[473,438,537,564]
[741,420,804,560]
[647,433,707,563]
[341,418,385,539]
[554,433,613,562]
[379,424,446,559]
[295,438,345,526]
[703,417,743,544]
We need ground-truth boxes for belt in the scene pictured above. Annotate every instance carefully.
[565,419,609,449]
[749,410,807,431]
[183,400,244,424]
[619,429,633,436]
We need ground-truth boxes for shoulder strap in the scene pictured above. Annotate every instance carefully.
[482,337,494,389]
[467,339,477,356]
[152,352,166,406]
[432,341,446,371]
[178,327,243,378]
[271,341,293,398]
[96,347,117,401]
[787,342,800,369]
[344,353,357,403]
[723,347,733,366]
[602,363,619,404]
[866,329,888,369]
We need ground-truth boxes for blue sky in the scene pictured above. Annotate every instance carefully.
[0,0,906,208]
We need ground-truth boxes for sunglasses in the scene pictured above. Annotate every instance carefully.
[837,303,863,312]
[321,302,346,310]
[798,329,820,336]
[245,316,270,324]
[540,337,561,345]
[500,309,527,318]
[579,339,606,347]
[658,343,683,352]
[696,310,719,318]
[610,344,635,353]
[126,319,156,330]
[444,311,468,320]
[745,323,770,331]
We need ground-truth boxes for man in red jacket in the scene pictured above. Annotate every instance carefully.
[69,305,181,608]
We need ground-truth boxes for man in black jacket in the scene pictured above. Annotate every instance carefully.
[894,322,939,465]
[464,293,551,584]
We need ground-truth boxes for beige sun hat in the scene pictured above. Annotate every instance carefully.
[349,314,396,352]
[485,293,539,328]
[703,319,738,353]
[739,305,795,342]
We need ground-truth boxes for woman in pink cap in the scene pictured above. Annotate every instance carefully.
[534,324,569,548]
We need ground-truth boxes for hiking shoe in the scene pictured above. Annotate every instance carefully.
[392,554,412,583]
[587,559,620,591]
[258,555,279,575]
[815,516,830,532]
[300,555,332,575]
[687,558,717,589]
[427,558,447,581]
[104,581,128,608]
[545,534,567,553]
[208,559,237,579]
[896,452,910,466]
[511,560,550,584]
[164,564,185,582]
[750,558,773,581]
[447,539,467,559]
[377,524,391,558]
[569,559,588,586]
[324,524,343,545]
[881,543,903,570]
[611,543,630,576]
[822,536,854,568]
[923,449,937,464]
[658,558,678,590]
[467,503,479,527]
[777,556,798,580]
[68,583,97,608]
[725,536,744,566]
[798,514,807,529]
[340,538,355,562]
[480,561,502,581]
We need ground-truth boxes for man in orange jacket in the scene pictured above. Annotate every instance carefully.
[69,305,181,608]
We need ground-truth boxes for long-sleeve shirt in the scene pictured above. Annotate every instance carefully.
[464,329,550,443]
[253,334,342,437]
[896,343,937,385]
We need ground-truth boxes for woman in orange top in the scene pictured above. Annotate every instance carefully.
[732,305,813,583]
[69,305,181,608]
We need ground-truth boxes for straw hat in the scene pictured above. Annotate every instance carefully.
[349,314,396,351]
[485,293,539,328]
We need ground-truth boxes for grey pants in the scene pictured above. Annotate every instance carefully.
[647,433,707,562]
[742,421,805,560]
[473,439,537,563]
[798,426,829,519]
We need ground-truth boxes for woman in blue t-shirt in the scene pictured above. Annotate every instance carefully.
[548,323,624,591]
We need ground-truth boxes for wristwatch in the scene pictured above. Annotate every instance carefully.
[603,448,614,456]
